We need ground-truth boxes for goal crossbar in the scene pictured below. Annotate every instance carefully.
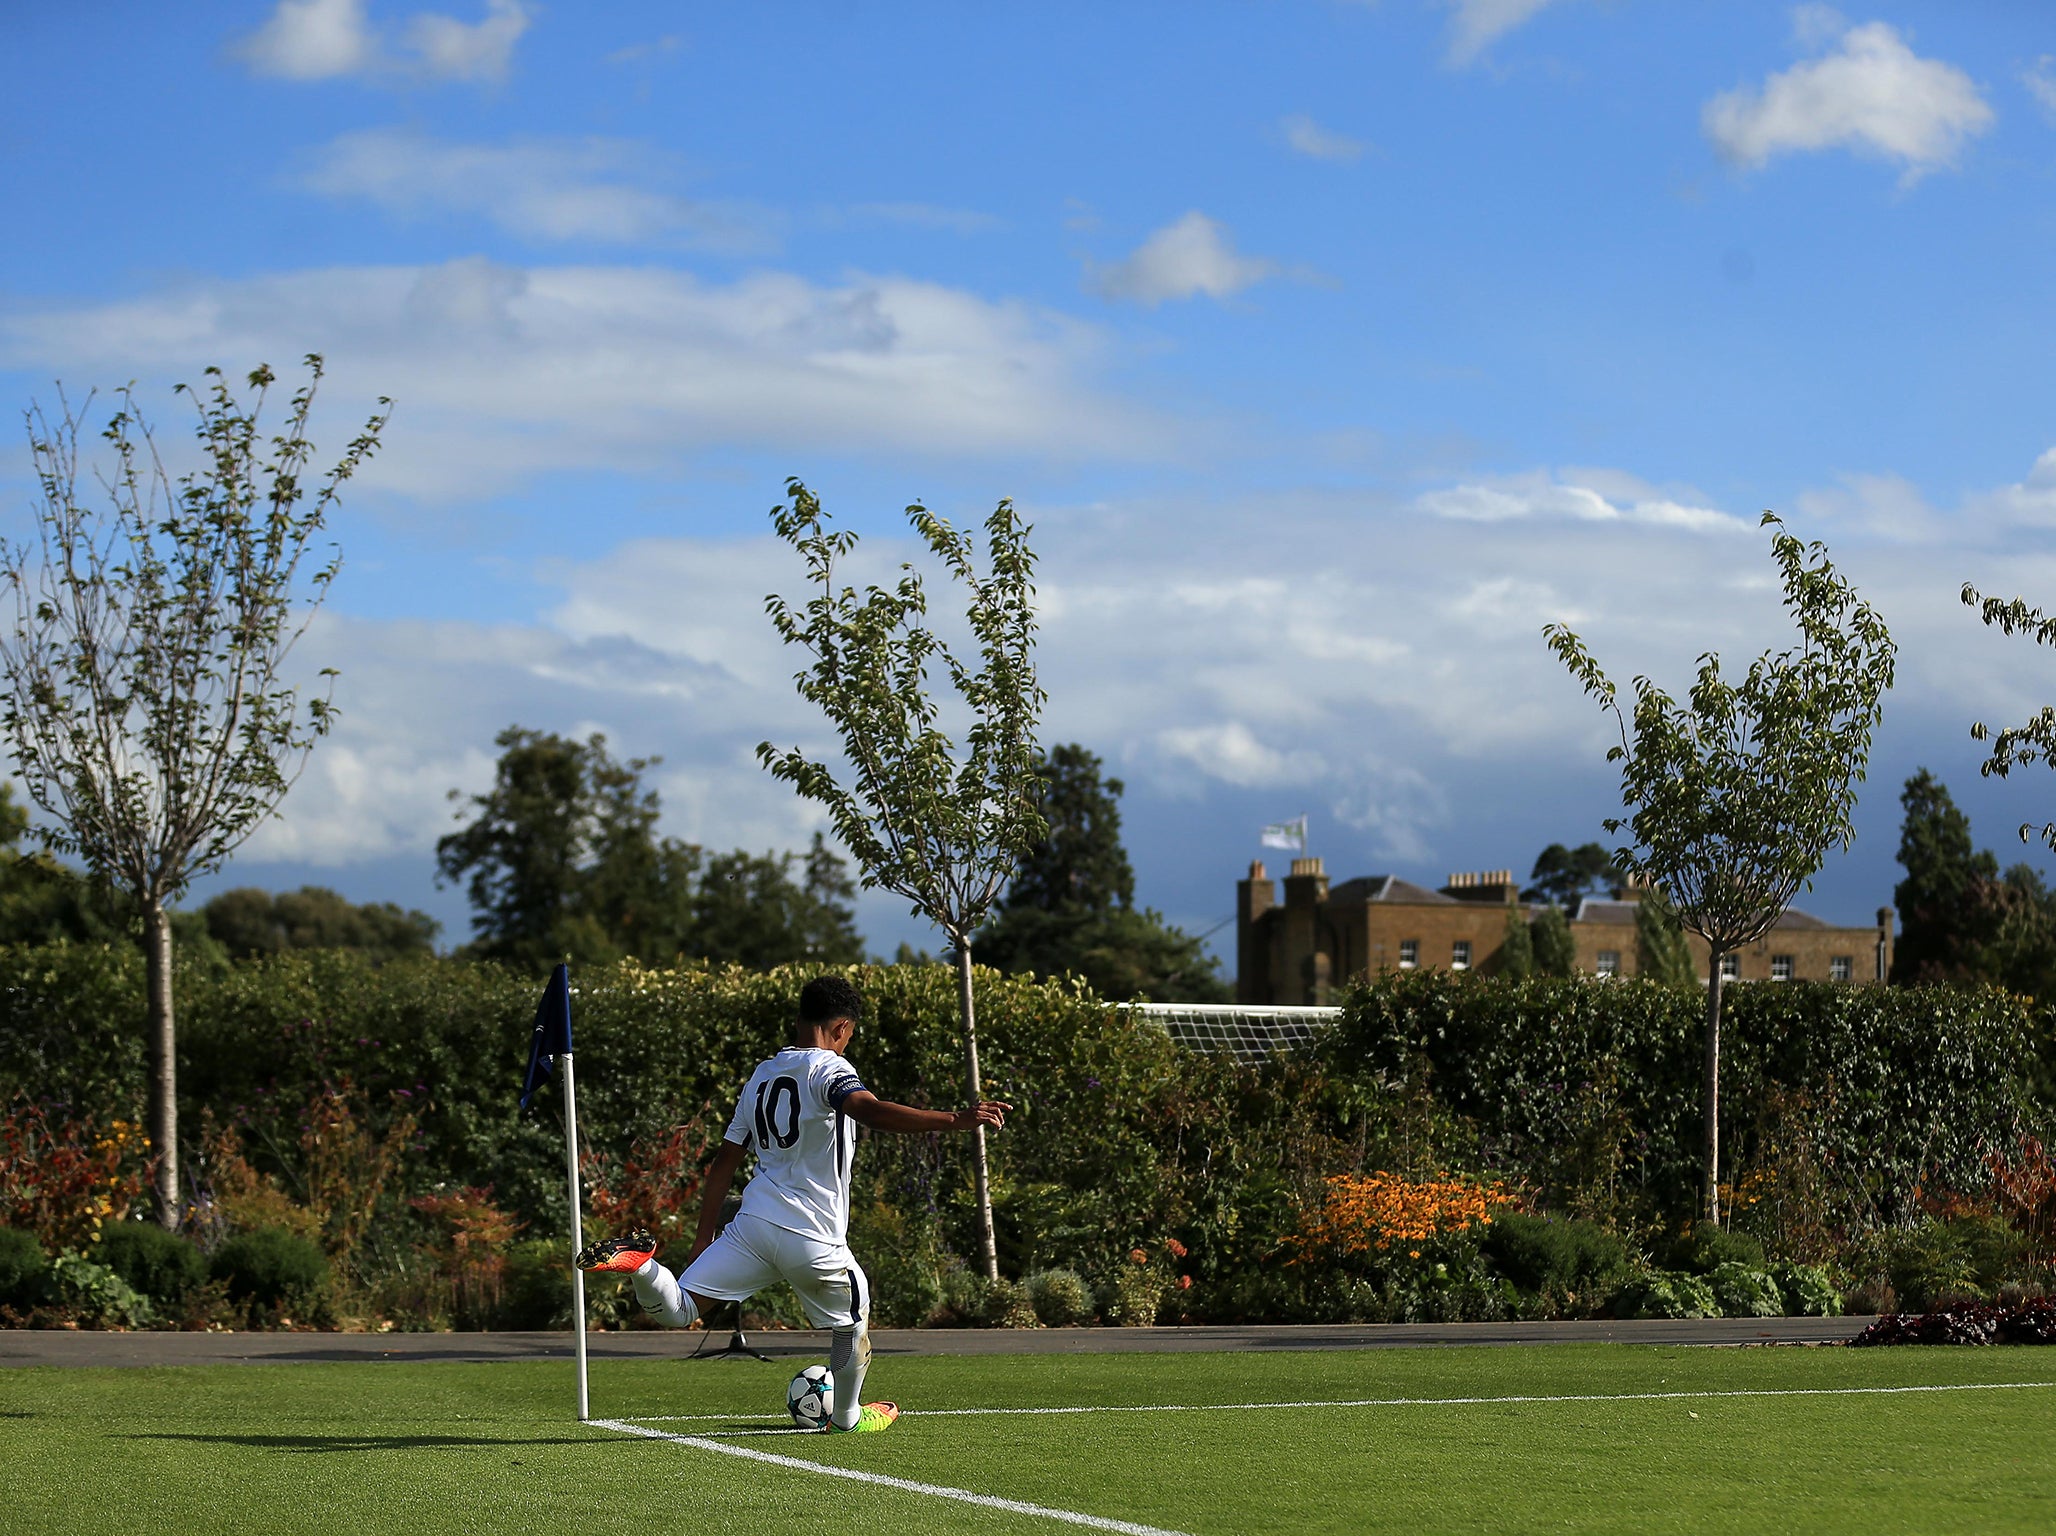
[1112,1003,1341,1059]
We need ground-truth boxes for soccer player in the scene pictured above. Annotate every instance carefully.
[576,974,1008,1434]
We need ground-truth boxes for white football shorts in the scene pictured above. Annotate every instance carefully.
[678,1209,870,1329]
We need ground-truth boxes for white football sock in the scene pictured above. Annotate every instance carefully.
[631,1258,700,1329]
[828,1322,870,1429]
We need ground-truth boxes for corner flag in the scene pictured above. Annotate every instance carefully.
[519,962,589,1421]
[520,964,572,1111]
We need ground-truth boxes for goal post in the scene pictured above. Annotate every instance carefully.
[1112,1002,1341,1059]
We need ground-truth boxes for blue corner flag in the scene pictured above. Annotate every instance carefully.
[520,964,573,1112]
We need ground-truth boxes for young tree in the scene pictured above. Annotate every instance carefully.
[977,743,1228,1002]
[759,480,1045,1281]
[1633,892,1697,987]
[1498,907,1535,977]
[1529,904,1578,977]
[1545,514,1895,1224]
[1962,581,2056,850]
[0,358,388,1225]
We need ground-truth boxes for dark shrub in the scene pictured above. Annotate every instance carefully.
[97,1221,207,1305]
[1670,1224,1766,1275]
[1483,1212,1633,1303]
[210,1228,327,1307]
[0,1227,47,1306]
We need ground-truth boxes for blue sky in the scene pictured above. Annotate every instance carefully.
[3,1,2055,961]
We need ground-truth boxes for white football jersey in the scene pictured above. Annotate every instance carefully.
[724,1046,867,1244]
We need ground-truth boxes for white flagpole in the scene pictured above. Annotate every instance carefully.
[561,1049,590,1422]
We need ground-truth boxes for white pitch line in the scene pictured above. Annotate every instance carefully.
[590,1417,1190,1536]
[623,1378,2056,1425]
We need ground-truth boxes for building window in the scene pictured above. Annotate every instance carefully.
[1596,950,1620,978]
[1831,955,1853,982]
[1719,953,1740,982]
[1769,955,1794,982]
[1399,939,1419,969]
[1452,940,1471,971]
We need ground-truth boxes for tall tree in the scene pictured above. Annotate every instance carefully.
[1530,903,1577,977]
[1634,891,1697,987]
[977,744,1228,1002]
[438,727,860,972]
[1546,514,1895,1224]
[760,480,1044,1281]
[1523,842,1620,909]
[1892,769,2000,983]
[0,358,387,1225]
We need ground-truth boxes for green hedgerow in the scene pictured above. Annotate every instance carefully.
[1026,1268,1094,1327]
[0,1227,48,1307]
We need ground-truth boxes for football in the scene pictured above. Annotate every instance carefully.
[787,1364,835,1430]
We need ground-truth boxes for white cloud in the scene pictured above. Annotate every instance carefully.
[1156,721,1327,788]
[1444,0,1563,66]
[236,0,531,84]
[237,0,377,79]
[301,130,773,251]
[403,0,530,81]
[1702,18,1993,183]
[2026,56,2056,119]
[1417,468,1746,534]
[1280,114,1366,164]
[1090,212,1278,307]
[1795,470,1942,543]
[0,258,1166,500]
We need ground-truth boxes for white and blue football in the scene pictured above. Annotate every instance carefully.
[787,1364,835,1430]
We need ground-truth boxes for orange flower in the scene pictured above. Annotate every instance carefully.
[1128,1247,1148,1265]
[1166,1238,1188,1259]
[1282,1171,1515,1261]
[1178,1274,1192,1290]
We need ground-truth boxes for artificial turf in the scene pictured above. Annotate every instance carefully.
[4,1343,2055,1534]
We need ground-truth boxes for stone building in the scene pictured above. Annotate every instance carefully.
[1235,857,1894,1004]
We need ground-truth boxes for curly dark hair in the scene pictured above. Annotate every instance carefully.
[796,974,863,1031]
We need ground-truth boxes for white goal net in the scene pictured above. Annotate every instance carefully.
[1113,1003,1341,1060]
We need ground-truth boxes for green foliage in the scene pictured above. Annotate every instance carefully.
[1481,1212,1633,1315]
[1025,1267,1094,1326]
[437,728,862,972]
[1709,1261,1783,1317]
[1546,515,1896,1223]
[43,1250,153,1327]
[95,1220,207,1305]
[1963,579,2056,851]
[977,744,1228,1002]
[1891,769,2056,999]
[1529,904,1577,978]
[759,480,1046,948]
[1524,843,1619,908]
[1328,970,2034,1234]
[203,886,439,962]
[1498,908,1534,978]
[1633,895,1697,987]
[497,1239,573,1329]
[1768,1261,1842,1317]
[211,1227,329,1309]
[1671,1223,1767,1275]
[1616,1269,1718,1319]
[0,1226,47,1306]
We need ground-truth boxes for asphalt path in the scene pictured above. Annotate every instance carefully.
[1,1316,1873,1368]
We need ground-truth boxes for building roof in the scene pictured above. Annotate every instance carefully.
[1569,896,1853,931]
[1327,875,1458,906]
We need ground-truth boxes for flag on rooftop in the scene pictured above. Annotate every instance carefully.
[1260,816,1308,853]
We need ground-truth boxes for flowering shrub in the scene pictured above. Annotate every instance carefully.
[1285,1172,1514,1261]
[581,1111,714,1255]
[410,1186,520,1328]
[0,1097,150,1251]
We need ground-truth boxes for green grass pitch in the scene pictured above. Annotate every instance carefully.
[6,1344,2056,1534]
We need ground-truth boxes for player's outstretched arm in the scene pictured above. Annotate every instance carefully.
[841,1090,1008,1136]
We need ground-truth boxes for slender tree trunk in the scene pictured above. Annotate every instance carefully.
[1703,948,1724,1228]
[953,939,1000,1282]
[144,898,179,1229]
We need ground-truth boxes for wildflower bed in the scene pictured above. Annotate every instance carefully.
[8,1344,2056,1534]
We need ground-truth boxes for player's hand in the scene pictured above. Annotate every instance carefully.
[954,1101,1010,1131]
